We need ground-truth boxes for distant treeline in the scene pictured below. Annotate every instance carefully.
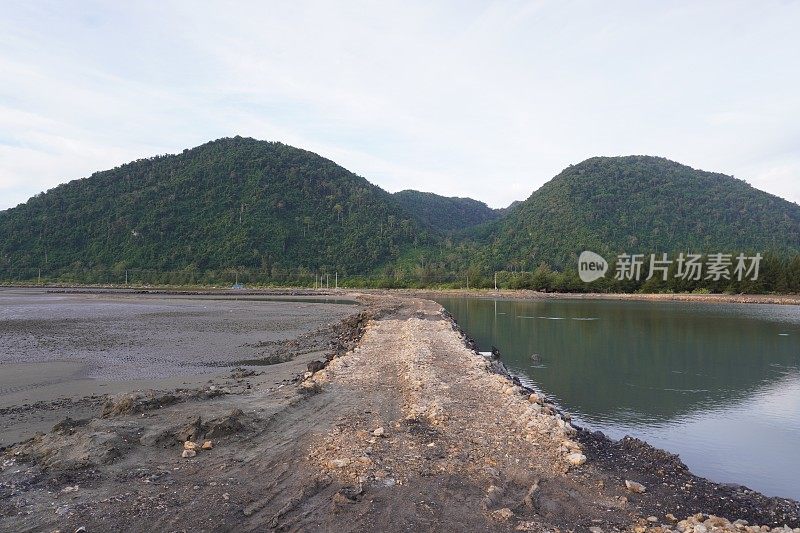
[3,252,799,294]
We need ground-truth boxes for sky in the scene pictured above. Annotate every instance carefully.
[1,0,799,210]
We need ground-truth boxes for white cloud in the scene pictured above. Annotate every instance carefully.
[1,0,798,210]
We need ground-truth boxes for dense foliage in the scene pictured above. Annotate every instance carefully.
[1,141,799,293]
[481,156,800,270]
[0,137,431,280]
[392,190,501,231]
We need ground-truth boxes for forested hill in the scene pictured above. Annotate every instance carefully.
[2,141,799,287]
[391,190,502,231]
[0,137,434,277]
[484,155,800,269]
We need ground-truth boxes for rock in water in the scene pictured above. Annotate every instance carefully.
[625,480,646,493]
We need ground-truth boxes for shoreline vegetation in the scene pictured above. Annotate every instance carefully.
[3,253,800,296]
[1,288,798,531]
[5,283,800,305]
[409,288,800,306]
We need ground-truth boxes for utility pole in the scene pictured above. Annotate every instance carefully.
[494,272,497,291]
[125,269,128,285]
[326,274,329,289]
[38,268,41,286]
[335,272,338,290]
[466,274,469,291]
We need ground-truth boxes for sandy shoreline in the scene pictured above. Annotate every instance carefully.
[1,290,798,531]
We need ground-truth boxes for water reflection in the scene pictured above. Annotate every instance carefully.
[436,297,800,500]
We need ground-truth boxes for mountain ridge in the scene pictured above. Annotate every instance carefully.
[391,189,503,232]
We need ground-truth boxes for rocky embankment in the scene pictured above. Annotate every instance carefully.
[0,293,798,532]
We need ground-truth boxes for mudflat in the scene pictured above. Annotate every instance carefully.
[0,288,358,444]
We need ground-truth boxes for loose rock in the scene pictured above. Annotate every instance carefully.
[566,452,587,466]
[625,480,646,493]
[491,507,513,521]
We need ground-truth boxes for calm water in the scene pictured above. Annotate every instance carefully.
[436,297,800,500]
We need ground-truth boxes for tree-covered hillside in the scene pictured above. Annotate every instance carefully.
[391,190,501,231]
[2,144,799,291]
[483,156,800,270]
[0,137,432,279]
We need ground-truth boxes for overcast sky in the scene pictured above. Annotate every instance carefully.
[1,1,799,210]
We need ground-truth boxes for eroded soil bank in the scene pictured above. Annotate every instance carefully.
[1,292,798,532]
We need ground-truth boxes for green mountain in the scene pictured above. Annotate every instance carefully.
[391,190,501,231]
[483,156,800,270]
[0,137,433,279]
[2,142,798,289]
